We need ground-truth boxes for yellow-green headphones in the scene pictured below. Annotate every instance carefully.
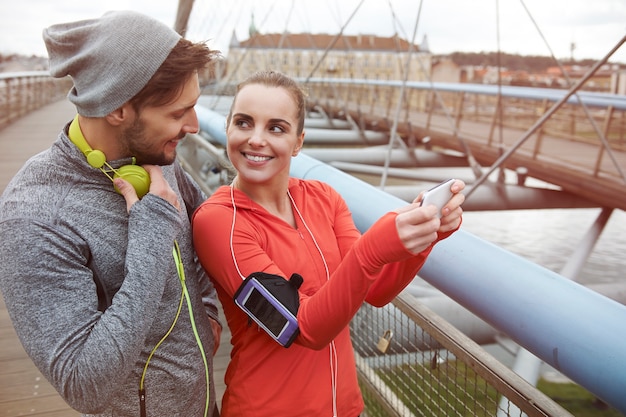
[68,115,150,198]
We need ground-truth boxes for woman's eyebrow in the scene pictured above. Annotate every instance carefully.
[268,118,291,127]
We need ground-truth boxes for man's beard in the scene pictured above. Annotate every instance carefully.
[121,117,177,166]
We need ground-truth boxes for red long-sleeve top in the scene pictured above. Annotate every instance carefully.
[192,178,454,417]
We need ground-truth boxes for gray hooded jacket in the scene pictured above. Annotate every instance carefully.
[0,122,220,417]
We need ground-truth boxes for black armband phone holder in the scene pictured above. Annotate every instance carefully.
[234,272,303,348]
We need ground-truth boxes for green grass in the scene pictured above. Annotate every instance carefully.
[363,361,503,416]
[359,360,625,417]
[537,379,624,417]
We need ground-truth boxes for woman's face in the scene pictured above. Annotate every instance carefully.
[227,84,304,188]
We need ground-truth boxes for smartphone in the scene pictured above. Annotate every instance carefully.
[420,179,455,218]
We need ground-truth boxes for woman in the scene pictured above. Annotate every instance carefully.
[192,70,465,416]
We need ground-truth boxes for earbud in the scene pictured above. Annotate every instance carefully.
[68,115,151,198]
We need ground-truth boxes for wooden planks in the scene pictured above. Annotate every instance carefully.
[0,293,81,417]
[0,100,79,416]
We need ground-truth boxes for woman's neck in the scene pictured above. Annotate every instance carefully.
[233,177,296,228]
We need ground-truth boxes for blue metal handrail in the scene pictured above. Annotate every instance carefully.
[303,77,626,110]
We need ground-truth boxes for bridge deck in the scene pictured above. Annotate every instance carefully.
[1,96,624,416]
[0,100,229,416]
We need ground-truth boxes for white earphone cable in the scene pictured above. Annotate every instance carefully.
[229,186,339,416]
[229,186,246,281]
[288,191,338,417]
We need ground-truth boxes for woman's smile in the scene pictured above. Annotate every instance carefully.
[242,152,273,163]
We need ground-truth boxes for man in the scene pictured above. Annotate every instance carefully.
[0,11,222,417]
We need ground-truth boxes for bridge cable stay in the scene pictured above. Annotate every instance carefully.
[275,0,296,50]
[373,0,485,189]
[378,2,417,151]
[366,1,485,182]
[464,34,626,200]
[174,0,194,35]
[491,2,538,413]
[475,4,552,411]
[295,2,357,81]
[187,0,371,145]
[518,0,626,184]
[212,0,325,105]
[303,0,366,84]
[494,0,507,185]
[381,12,485,181]
[204,0,282,109]
[201,0,357,115]
[283,3,343,82]
[191,0,239,74]
[413,95,486,183]
[280,1,370,141]
[274,3,361,135]
[178,0,240,93]
[322,4,372,144]
[197,0,240,87]
[378,0,417,141]
[185,0,244,107]
[379,0,423,190]
[293,1,374,143]
[490,2,534,413]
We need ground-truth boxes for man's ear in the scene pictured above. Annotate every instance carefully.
[105,102,134,126]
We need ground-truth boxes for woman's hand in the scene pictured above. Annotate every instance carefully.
[436,179,465,233]
[395,179,466,254]
[394,203,440,255]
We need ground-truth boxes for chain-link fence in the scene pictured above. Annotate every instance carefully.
[350,292,573,417]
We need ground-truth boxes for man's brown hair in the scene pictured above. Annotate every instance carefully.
[130,38,221,111]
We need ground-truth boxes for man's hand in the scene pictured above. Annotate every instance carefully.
[209,318,222,356]
[114,165,181,212]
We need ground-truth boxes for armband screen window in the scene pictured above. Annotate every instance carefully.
[243,286,290,337]
[234,272,303,348]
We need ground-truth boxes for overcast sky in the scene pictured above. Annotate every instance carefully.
[1,0,625,63]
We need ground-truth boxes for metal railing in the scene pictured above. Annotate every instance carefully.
[304,81,626,182]
[351,293,572,417]
[0,71,72,130]
[301,79,626,153]
[293,77,626,211]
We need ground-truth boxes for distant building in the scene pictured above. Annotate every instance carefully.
[431,58,461,83]
[0,55,47,73]
[546,64,617,92]
[613,70,626,95]
[225,29,431,84]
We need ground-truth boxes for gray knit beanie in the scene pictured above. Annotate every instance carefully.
[43,10,181,117]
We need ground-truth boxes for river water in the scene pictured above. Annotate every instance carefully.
[460,207,625,286]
